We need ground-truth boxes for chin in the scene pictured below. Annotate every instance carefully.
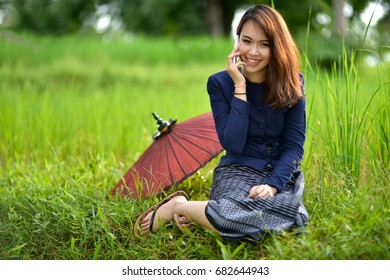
[245,67,264,73]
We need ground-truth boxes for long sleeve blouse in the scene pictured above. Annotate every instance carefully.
[207,70,306,192]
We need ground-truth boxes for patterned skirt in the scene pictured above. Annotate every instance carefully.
[205,164,309,241]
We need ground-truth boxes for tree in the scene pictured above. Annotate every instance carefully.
[9,0,96,34]
[2,0,387,43]
[204,0,224,37]
[203,0,249,37]
[118,0,207,36]
[118,0,254,37]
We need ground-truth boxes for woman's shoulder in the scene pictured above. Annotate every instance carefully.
[207,70,235,96]
[208,70,232,84]
[299,72,305,84]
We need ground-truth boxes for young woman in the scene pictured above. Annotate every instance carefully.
[134,4,309,241]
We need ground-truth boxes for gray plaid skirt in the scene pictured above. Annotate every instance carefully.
[205,164,309,241]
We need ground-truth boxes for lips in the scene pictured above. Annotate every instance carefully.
[245,57,261,65]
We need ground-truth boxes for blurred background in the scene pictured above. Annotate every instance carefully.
[1,0,389,65]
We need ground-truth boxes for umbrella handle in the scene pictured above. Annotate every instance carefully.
[152,112,177,140]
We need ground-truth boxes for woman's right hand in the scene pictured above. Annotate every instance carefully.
[227,46,246,85]
[248,184,277,199]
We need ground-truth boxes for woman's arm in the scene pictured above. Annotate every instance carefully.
[207,74,250,154]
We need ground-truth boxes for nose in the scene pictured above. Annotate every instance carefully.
[249,44,260,56]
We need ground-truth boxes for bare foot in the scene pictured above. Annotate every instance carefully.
[174,214,194,232]
[175,215,190,224]
[140,195,187,232]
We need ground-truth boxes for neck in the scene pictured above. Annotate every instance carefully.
[242,69,266,84]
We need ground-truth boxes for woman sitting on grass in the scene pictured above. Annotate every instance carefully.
[134,4,309,241]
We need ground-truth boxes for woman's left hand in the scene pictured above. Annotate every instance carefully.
[248,184,277,199]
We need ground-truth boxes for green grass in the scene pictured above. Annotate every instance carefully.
[0,32,389,260]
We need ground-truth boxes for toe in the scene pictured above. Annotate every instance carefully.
[178,216,190,224]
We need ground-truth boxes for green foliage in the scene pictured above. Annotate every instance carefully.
[120,0,207,36]
[0,33,389,260]
[9,0,95,34]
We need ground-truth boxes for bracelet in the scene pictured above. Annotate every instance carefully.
[234,92,246,95]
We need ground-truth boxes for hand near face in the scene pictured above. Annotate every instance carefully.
[227,45,246,85]
[248,184,277,199]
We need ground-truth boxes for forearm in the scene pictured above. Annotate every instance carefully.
[217,97,250,154]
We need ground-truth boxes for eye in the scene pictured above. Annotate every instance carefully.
[260,42,270,47]
[243,39,251,44]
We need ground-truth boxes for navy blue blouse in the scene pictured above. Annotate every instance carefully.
[207,70,306,192]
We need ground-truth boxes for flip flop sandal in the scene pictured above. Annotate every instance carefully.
[133,190,189,237]
[173,213,195,234]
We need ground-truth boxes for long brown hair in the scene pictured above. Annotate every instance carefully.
[236,4,304,109]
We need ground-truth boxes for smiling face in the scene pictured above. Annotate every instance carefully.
[238,20,271,83]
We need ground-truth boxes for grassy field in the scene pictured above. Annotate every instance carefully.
[0,32,389,260]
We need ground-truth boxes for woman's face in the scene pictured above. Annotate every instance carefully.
[238,20,271,83]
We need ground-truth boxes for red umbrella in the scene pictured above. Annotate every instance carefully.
[112,112,224,198]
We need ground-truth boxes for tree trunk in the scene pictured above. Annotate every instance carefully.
[204,0,224,37]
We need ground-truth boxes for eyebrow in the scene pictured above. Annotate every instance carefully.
[241,35,269,42]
